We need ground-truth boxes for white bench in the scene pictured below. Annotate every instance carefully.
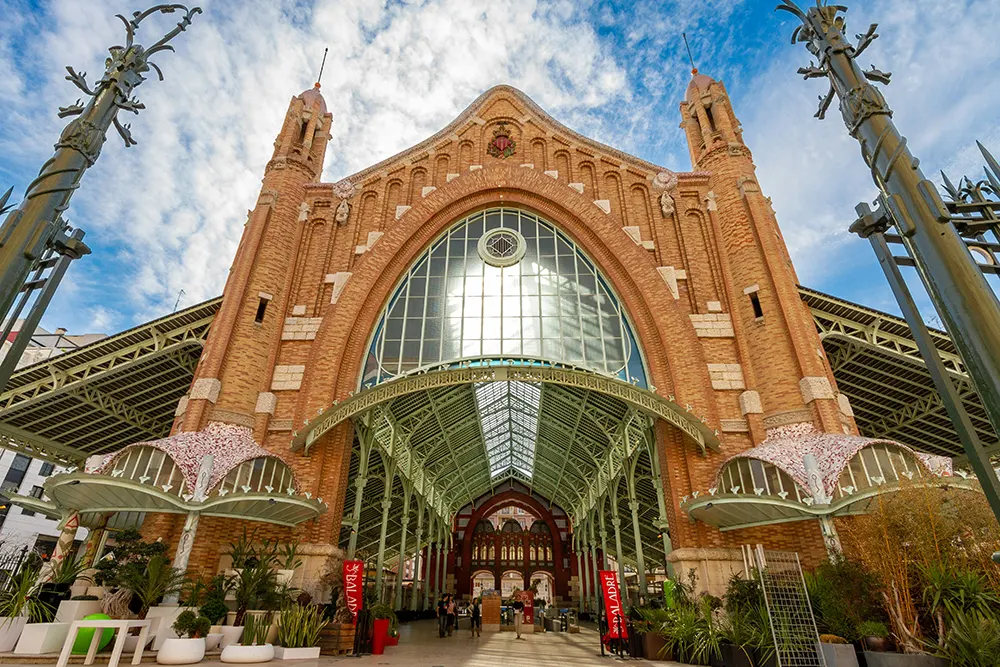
[56,619,151,667]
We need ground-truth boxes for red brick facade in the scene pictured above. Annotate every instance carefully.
[157,77,856,578]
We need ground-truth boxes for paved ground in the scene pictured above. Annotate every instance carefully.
[0,619,692,667]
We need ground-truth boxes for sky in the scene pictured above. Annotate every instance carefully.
[1,0,999,335]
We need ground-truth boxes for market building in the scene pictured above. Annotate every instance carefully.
[1,73,977,607]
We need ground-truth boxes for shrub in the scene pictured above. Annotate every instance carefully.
[940,607,1000,667]
[819,634,848,644]
[172,610,212,639]
[857,620,889,638]
[805,555,884,641]
[199,598,230,625]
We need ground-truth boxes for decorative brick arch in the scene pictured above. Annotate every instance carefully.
[296,164,717,424]
[456,490,569,598]
[296,163,721,544]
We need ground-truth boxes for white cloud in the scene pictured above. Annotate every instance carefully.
[3,0,630,332]
[745,0,1000,296]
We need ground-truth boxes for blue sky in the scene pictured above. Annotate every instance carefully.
[1,0,999,334]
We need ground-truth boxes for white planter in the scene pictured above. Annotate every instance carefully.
[147,605,196,650]
[69,585,89,599]
[157,637,206,665]
[124,632,154,652]
[205,633,223,651]
[85,586,106,598]
[0,616,28,652]
[275,569,295,586]
[220,643,274,663]
[219,626,243,648]
[14,622,69,655]
[55,599,103,623]
[273,646,320,660]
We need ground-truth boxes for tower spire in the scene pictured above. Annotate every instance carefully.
[315,47,328,89]
[682,32,697,74]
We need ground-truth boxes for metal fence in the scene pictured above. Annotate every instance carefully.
[744,545,826,667]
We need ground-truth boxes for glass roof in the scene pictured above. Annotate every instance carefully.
[361,208,648,388]
[473,381,541,478]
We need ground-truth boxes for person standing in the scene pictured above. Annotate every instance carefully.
[446,595,457,636]
[512,595,525,640]
[437,594,447,638]
[470,597,481,638]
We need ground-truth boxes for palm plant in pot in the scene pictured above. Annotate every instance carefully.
[37,556,91,622]
[220,611,274,663]
[274,604,327,659]
[118,554,186,652]
[0,563,49,652]
[157,610,211,665]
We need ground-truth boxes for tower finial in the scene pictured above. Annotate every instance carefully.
[682,32,697,74]
[315,47,328,89]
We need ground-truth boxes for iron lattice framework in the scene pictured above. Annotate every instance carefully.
[802,287,998,458]
[0,297,220,464]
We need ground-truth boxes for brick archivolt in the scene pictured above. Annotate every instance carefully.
[294,164,720,436]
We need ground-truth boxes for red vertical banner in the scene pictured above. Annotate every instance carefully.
[516,590,534,625]
[343,559,364,625]
[599,570,627,639]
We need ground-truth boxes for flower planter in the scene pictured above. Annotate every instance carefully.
[219,626,243,648]
[157,637,206,665]
[206,633,223,651]
[642,632,669,661]
[387,634,398,646]
[14,622,69,655]
[275,569,295,586]
[0,616,29,652]
[273,646,320,660]
[37,583,71,614]
[55,600,103,623]
[317,621,355,655]
[220,643,274,663]
[721,644,754,667]
[862,653,948,667]
[821,643,859,667]
[371,619,389,655]
[124,632,154,653]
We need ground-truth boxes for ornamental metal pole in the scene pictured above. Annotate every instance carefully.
[779,1,1000,520]
[0,5,200,389]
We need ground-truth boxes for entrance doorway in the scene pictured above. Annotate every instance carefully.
[500,570,524,597]
[471,570,495,599]
[529,571,554,605]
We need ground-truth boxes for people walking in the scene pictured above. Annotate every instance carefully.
[446,594,457,636]
[437,594,447,638]
[512,595,525,639]
[470,597,481,637]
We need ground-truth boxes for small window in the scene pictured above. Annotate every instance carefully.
[749,292,763,319]
[39,462,54,477]
[254,298,268,324]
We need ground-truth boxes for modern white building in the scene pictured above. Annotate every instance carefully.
[0,322,105,557]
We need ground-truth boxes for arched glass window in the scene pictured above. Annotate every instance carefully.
[472,544,479,560]
[529,545,537,561]
[489,544,495,560]
[545,546,552,561]
[362,208,648,388]
[501,544,508,560]
[517,544,524,561]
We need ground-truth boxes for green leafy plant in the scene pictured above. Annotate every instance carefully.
[118,554,186,619]
[172,610,212,639]
[805,555,884,641]
[242,613,271,646]
[278,542,302,571]
[721,604,759,664]
[658,604,699,664]
[693,597,723,665]
[199,598,229,625]
[633,606,670,634]
[93,529,168,588]
[44,557,92,586]
[939,607,1000,667]
[231,562,278,626]
[0,564,51,622]
[857,620,889,639]
[277,605,327,648]
[180,577,209,608]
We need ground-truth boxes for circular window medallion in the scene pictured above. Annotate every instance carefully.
[478,228,526,267]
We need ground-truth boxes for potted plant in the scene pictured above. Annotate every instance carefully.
[276,542,301,587]
[634,607,670,660]
[158,610,210,665]
[37,557,91,621]
[316,550,356,655]
[369,603,394,655]
[55,594,103,624]
[858,620,890,653]
[721,605,758,667]
[819,634,859,667]
[220,611,273,663]
[274,604,327,659]
[118,554,187,651]
[200,591,231,650]
[0,563,49,652]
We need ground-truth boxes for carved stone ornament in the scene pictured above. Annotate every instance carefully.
[659,191,675,217]
[332,179,356,200]
[335,198,351,225]
[652,170,678,191]
[487,122,516,159]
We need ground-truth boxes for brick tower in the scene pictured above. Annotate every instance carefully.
[679,69,852,439]
[178,84,332,437]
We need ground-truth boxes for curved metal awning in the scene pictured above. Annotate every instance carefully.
[0,298,221,464]
[682,476,980,531]
[802,286,998,459]
[43,472,327,528]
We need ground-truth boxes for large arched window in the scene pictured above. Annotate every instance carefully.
[362,208,648,388]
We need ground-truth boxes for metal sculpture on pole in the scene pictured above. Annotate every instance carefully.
[0,4,201,388]
[776,1,1000,525]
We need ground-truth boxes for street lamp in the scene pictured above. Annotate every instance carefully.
[777,1,1000,525]
[0,4,201,389]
